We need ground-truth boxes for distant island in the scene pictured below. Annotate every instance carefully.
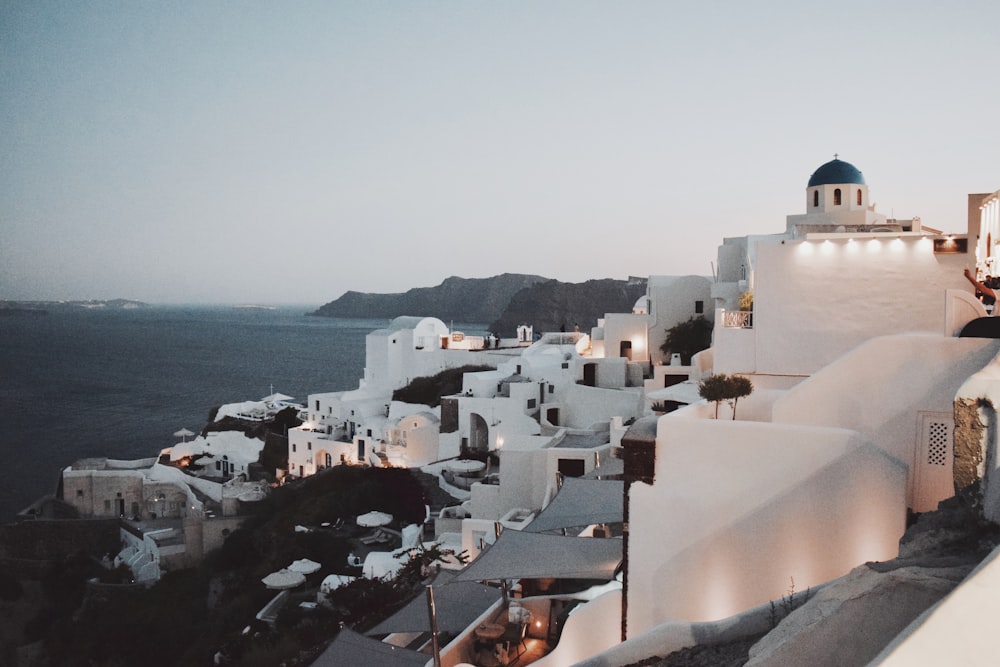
[0,299,147,315]
[311,274,648,336]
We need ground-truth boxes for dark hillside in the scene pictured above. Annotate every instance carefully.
[490,278,648,336]
[311,274,548,322]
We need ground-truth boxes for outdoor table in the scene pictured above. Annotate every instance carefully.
[474,622,506,642]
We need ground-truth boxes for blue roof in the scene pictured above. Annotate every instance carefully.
[807,158,865,187]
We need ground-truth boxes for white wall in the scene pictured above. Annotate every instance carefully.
[533,590,623,667]
[626,415,907,636]
[724,236,972,377]
[771,334,1000,510]
[560,385,644,431]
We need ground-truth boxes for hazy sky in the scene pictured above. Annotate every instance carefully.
[2,2,998,305]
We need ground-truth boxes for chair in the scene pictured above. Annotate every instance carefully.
[501,620,527,658]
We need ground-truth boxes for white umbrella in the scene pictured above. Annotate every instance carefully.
[262,568,306,590]
[262,392,294,403]
[356,511,393,528]
[173,428,195,442]
[288,558,322,575]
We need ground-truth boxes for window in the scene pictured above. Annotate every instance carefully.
[292,443,297,453]
[834,188,842,205]
[527,398,537,409]
[315,400,319,411]
[695,300,704,314]
[307,441,312,450]
[857,188,862,205]
[104,499,111,512]
[549,384,555,394]
[813,190,819,207]
[76,489,84,498]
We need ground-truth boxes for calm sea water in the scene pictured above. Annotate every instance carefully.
[0,306,484,523]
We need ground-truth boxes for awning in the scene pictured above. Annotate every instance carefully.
[647,381,702,405]
[368,570,502,636]
[310,627,428,667]
[523,477,623,533]
[451,530,622,583]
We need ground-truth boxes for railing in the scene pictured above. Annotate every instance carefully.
[722,310,753,329]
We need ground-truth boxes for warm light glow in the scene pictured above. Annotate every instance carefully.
[631,335,645,352]
[866,238,881,253]
[496,436,504,449]
[797,241,814,257]
[820,240,835,255]
[890,237,904,252]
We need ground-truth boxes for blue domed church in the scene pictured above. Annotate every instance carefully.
[785,156,920,236]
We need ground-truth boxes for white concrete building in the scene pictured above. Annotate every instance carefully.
[537,161,1000,664]
[287,316,508,478]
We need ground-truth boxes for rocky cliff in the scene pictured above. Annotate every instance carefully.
[488,277,648,336]
[310,274,548,323]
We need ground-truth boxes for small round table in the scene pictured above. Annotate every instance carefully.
[474,622,506,642]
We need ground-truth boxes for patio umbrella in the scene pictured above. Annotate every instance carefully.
[356,511,393,528]
[262,568,306,590]
[261,392,294,403]
[288,558,322,575]
[173,428,195,443]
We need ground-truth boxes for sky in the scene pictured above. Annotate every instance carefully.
[2,1,999,305]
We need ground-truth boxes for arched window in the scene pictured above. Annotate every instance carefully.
[813,190,819,207]
[857,189,862,205]
[834,188,842,205]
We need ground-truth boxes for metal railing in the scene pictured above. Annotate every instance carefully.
[722,310,753,329]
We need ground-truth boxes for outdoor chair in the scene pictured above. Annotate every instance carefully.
[502,620,527,658]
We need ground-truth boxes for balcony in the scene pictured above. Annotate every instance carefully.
[721,309,753,329]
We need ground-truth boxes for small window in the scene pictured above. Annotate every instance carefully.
[834,188,842,205]
[695,300,704,314]
[527,398,537,409]
[548,384,555,394]
[315,400,319,411]
[292,443,297,453]
[812,190,819,207]
[857,188,862,205]
[76,489,84,498]
[307,442,312,450]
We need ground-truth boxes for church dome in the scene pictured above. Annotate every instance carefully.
[807,158,865,187]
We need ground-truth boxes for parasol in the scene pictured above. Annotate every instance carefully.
[356,511,393,528]
[288,558,322,575]
[262,568,306,590]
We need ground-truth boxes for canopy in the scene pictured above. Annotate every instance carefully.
[451,530,622,583]
[357,511,393,528]
[524,477,623,533]
[262,568,306,590]
[262,392,294,403]
[288,558,322,575]
[369,570,502,636]
[310,627,428,667]
[647,381,702,405]
[173,428,194,442]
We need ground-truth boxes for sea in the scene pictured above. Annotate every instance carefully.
[0,305,485,524]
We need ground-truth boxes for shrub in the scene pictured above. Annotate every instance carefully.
[698,373,753,419]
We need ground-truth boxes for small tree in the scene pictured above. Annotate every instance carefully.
[660,316,713,365]
[698,373,753,419]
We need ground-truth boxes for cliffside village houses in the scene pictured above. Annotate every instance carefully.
[58,158,1000,665]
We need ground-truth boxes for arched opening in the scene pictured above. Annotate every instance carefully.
[469,413,490,453]
[856,188,862,205]
[812,190,819,207]
[834,188,842,206]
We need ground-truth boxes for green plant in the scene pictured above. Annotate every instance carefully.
[660,316,713,365]
[698,373,753,419]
